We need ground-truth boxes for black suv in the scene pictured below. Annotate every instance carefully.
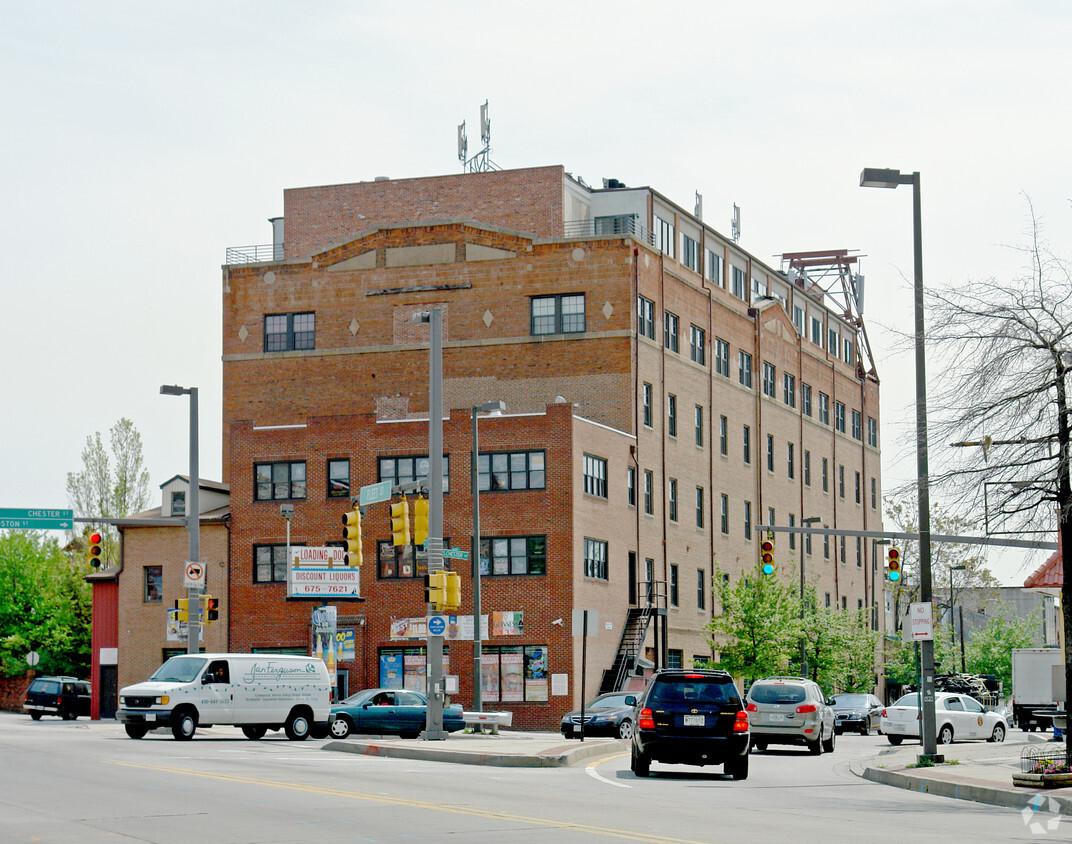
[24,676,92,720]
[628,668,750,779]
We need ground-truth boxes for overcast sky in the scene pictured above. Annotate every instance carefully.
[2,1,1069,585]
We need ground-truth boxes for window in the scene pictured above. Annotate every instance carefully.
[479,536,547,576]
[871,477,877,510]
[695,486,704,528]
[637,296,656,339]
[584,538,608,580]
[766,434,775,472]
[694,405,704,446]
[768,507,776,530]
[840,536,847,565]
[851,409,862,440]
[654,215,675,257]
[670,564,679,607]
[825,592,831,607]
[752,276,767,299]
[819,392,830,425]
[627,467,636,507]
[842,595,848,610]
[681,234,699,271]
[254,544,291,583]
[264,312,315,352]
[327,458,350,498]
[835,401,846,433]
[806,530,813,556]
[739,351,753,388]
[697,569,706,610]
[255,461,306,501]
[706,249,723,286]
[743,425,751,464]
[644,470,654,515]
[793,305,805,334]
[802,383,812,417]
[667,394,677,437]
[857,536,862,567]
[811,316,823,346]
[668,478,678,522]
[822,457,829,493]
[720,494,729,534]
[715,338,730,377]
[144,565,162,603]
[839,464,845,499]
[380,455,450,493]
[844,336,854,365]
[855,471,862,504]
[690,325,706,365]
[531,294,585,335]
[743,500,752,540]
[762,362,776,398]
[867,416,878,448]
[788,514,796,551]
[731,266,747,299]
[667,649,684,669]
[829,327,839,355]
[664,312,680,352]
[643,383,654,427]
[783,373,796,408]
[583,454,607,498]
[378,539,438,579]
[804,450,811,486]
[824,534,830,559]
[480,451,545,491]
[720,415,728,456]
[171,490,185,517]
[479,644,548,703]
[787,442,795,479]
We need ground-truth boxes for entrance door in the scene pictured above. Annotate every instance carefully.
[99,665,118,719]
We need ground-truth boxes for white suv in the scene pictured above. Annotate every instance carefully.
[745,677,836,754]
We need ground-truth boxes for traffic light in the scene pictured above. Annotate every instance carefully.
[342,506,363,566]
[759,531,775,575]
[87,531,103,569]
[887,547,901,582]
[413,495,429,548]
[444,571,462,611]
[390,496,411,547]
[203,596,219,623]
[175,598,189,623]
[424,570,447,610]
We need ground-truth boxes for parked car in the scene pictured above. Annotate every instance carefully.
[560,692,636,739]
[745,676,836,754]
[328,688,466,739]
[24,676,91,721]
[831,693,884,735]
[629,669,750,779]
[881,692,1008,745]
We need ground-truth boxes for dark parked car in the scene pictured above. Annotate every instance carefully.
[831,693,884,735]
[328,688,465,739]
[24,676,91,720]
[629,669,750,779]
[560,692,636,739]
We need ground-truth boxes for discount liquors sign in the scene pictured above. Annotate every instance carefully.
[287,546,361,598]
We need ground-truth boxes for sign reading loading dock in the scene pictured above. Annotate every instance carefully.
[288,546,361,598]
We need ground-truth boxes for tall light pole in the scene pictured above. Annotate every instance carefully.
[860,167,940,761]
[949,564,967,659]
[471,400,506,717]
[161,384,199,656]
[800,516,822,678]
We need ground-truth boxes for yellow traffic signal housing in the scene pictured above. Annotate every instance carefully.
[413,496,430,547]
[342,507,363,566]
[759,531,775,575]
[175,598,189,623]
[444,571,462,611]
[887,547,901,582]
[424,570,447,610]
[390,497,411,547]
[87,531,103,569]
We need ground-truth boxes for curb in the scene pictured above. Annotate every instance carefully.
[861,764,1072,813]
[322,738,626,768]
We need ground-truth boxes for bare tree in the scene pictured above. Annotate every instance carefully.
[923,201,1072,755]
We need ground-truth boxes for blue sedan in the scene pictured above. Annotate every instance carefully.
[328,688,466,739]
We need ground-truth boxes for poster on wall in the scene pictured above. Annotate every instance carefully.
[525,646,548,702]
[492,611,523,636]
[501,651,524,702]
[404,653,426,692]
[380,652,404,689]
[481,653,500,702]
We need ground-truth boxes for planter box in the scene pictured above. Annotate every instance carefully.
[1013,772,1072,789]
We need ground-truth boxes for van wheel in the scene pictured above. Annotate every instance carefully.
[172,708,197,741]
[822,728,836,753]
[125,724,149,739]
[887,735,903,746]
[726,754,749,780]
[285,710,311,741]
[242,726,267,740]
[30,712,42,721]
[630,745,650,777]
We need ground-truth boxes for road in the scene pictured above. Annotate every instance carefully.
[0,713,1048,842]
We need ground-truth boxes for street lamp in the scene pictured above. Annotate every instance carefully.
[160,384,200,656]
[860,166,941,762]
[800,517,823,678]
[949,565,967,659]
[471,400,506,718]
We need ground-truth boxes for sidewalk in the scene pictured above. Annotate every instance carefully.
[322,729,626,767]
[854,734,1072,813]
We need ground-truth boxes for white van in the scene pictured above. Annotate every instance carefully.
[117,653,330,741]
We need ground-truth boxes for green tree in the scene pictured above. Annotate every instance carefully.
[706,563,799,686]
[0,531,91,678]
[799,586,881,693]
[964,607,1042,692]
[66,417,151,567]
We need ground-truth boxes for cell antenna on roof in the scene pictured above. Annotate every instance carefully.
[695,191,703,220]
[731,204,741,243]
[457,100,502,173]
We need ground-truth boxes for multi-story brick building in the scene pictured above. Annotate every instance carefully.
[220,165,883,728]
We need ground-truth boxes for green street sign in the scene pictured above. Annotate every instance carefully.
[442,547,470,560]
[359,480,393,507]
[0,508,74,530]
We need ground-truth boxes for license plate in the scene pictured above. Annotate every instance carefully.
[683,714,705,726]
[888,722,905,733]
[146,713,156,722]
[769,713,786,722]
[573,724,582,732]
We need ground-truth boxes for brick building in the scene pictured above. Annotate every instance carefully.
[220,165,884,728]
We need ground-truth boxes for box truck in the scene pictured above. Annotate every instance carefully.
[1011,647,1064,732]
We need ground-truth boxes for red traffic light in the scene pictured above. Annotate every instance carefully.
[87,531,103,568]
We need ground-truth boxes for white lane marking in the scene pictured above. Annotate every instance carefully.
[586,759,632,788]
